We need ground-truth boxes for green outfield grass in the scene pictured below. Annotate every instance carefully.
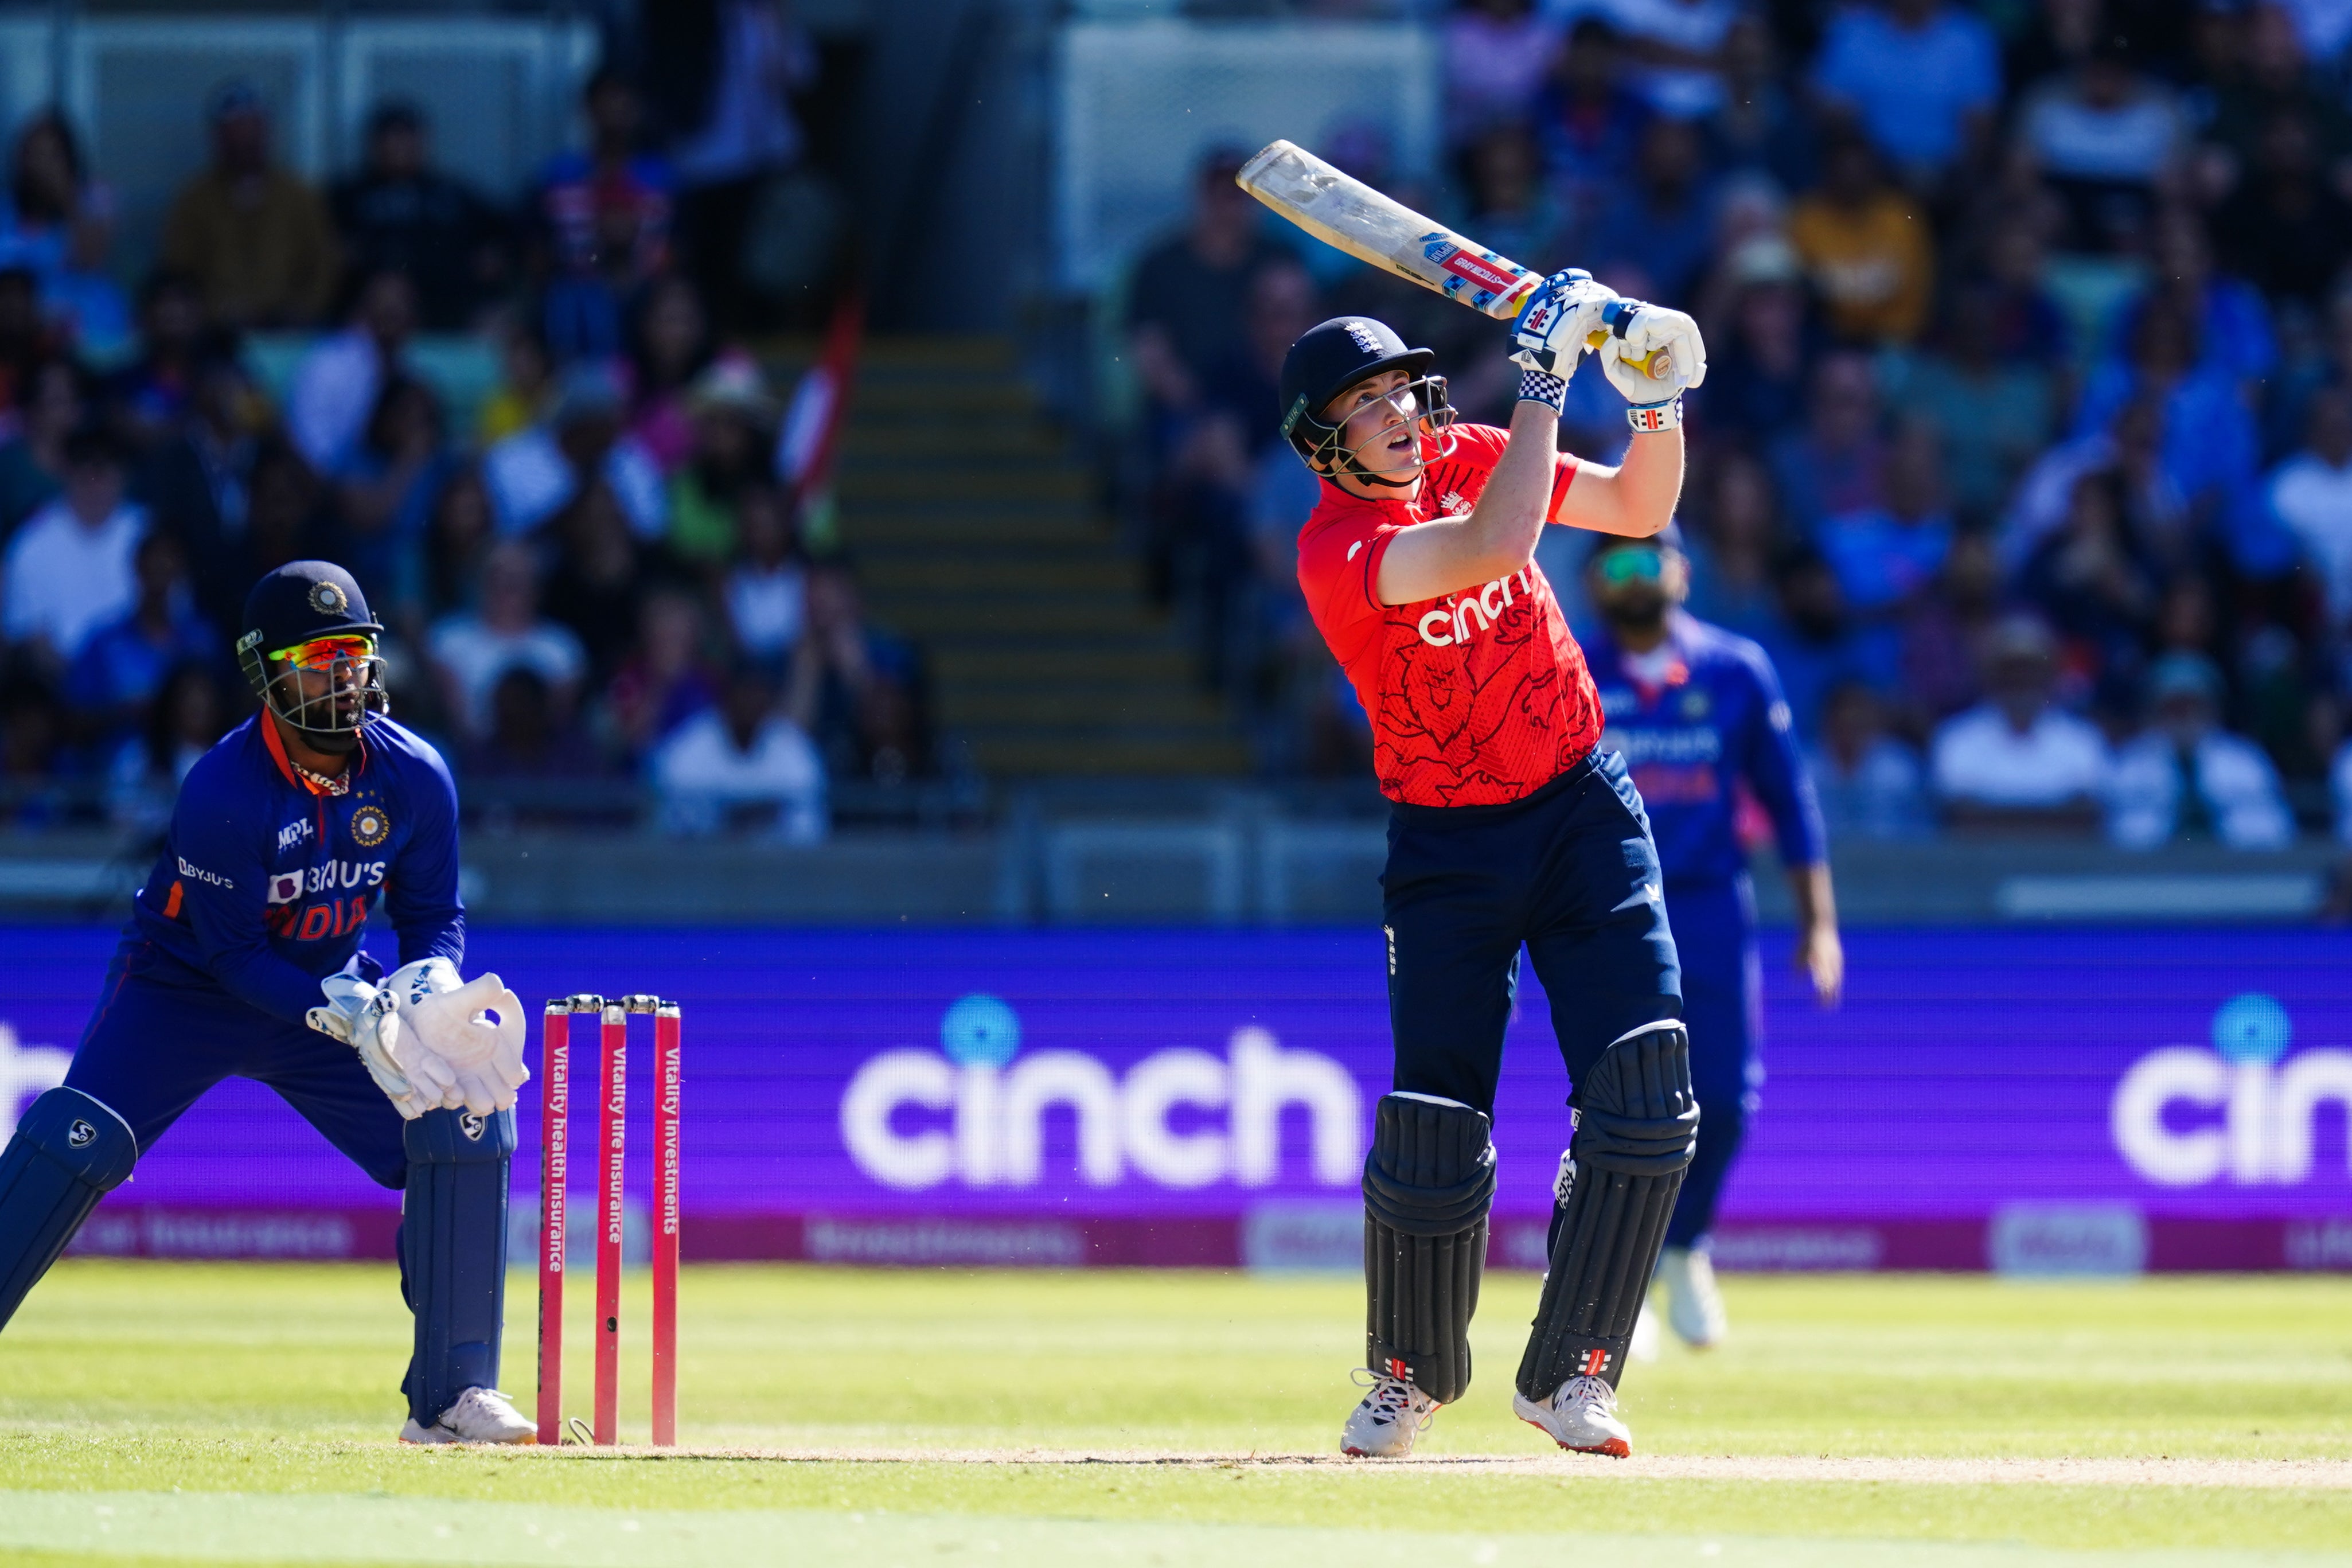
[0,1261,2347,1565]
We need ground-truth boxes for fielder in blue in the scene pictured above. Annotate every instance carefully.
[0,561,535,1442]
[1581,527,1842,1349]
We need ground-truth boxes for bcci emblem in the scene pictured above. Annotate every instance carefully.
[308,580,347,615]
[350,805,389,847]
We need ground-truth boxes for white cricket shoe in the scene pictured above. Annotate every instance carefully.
[1340,1370,1438,1458]
[1657,1245,1728,1348]
[1513,1375,1633,1457]
[399,1386,537,1445]
[1629,1300,1662,1363]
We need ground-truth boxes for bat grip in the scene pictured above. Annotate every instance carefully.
[1586,298,1673,380]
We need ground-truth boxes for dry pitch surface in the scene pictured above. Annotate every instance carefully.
[0,1262,2347,1566]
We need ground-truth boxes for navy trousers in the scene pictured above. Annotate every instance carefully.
[1382,750,1684,1122]
[1659,878,1761,1249]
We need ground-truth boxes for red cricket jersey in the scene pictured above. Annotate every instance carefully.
[1296,423,1604,808]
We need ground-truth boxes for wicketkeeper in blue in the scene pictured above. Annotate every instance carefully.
[0,561,535,1443]
[1581,526,1843,1349]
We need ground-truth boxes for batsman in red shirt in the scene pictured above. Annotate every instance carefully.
[1284,277,1707,1458]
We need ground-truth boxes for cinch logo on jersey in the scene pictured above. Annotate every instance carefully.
[840,995,1363,1192]
[2111,994,2352,1187]
[1415,565,1542,649]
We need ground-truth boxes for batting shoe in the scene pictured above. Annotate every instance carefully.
[1513,1375,1633,1457]
[1340,1369,1439,1458]
[399,1386,537,1445]
[1657,1245,1729,1348]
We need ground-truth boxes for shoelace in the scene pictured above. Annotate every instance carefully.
[1351,1369,1434,1431]
[1558,1374,1616,1415]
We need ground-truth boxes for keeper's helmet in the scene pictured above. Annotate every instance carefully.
[235,561,388,752]
[1278,315,1456,486]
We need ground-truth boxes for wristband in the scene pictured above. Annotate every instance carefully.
[1518,368,1568,412]
[1626,392,1682,432]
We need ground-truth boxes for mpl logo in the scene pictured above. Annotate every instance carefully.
[2111,994,2352,1186]
[840,996,1363,1192]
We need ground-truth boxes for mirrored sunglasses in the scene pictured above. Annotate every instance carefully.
[1594,548,1665,585]
[272,635,378,672]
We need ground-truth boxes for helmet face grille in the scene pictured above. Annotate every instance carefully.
[240,639,390,742]
[1288,371,1457,485]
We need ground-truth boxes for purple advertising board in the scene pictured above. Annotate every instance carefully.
[1,926,2347,1273]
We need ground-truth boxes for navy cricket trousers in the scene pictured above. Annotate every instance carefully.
[1381,750,1684,1124]
[1659,878,1760,1248]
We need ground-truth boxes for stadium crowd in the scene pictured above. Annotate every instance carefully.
[1128,0,2352,848]
[0,22,923,847]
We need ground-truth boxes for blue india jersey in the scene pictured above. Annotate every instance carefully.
[1585,611,1827,892]
[118,714,465,1023]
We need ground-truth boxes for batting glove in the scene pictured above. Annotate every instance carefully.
[1510,269,1618,377]
[1597,299,1707,428]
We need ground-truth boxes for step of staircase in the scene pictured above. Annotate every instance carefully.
[833,335,1240,781]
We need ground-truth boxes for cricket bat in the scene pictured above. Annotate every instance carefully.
[1235,139,1668,379]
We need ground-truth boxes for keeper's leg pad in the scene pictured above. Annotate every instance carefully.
[1516,1022,1698,1398]
[0,1087,138,1332]
[400,1107,515,1427]
[1361,1092,1495,1406]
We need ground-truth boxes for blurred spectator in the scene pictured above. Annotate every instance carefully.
[607,585,720,756]
[1770,350,1886,534]
[483,361,667,539]
[330,102,509,332]
[1458,122,1563,288]
[629,275,714,473]
[237,439,328,584]
[0,358,81,533]
[2118,212,2277,390]
[2108,652,2295,848]
[1891,283,2059,526]
[1698,235,1810,445]
[1787,132,1932,345]
[1762,549,1875,738]
[652,660,825,841]
[329,375,452,609]
[412,466,494,631]
[106,659,225,835]
[1816,420,1953,695]
[425,539,586,740]
[2018,469,2159,717]
[2071,302,2260,571]
[1811,0,1999,185]
[788,560,927,785]
[127,352,262,633]
[1596,0,1739,120]
[1929,615,2110,832]
[68,532,218,744]
[1704,12,1817,190]
[2,426,145,664]
[0,110,126,354]
[478,313,556,447]
[1899,528,2002,723]
[2206,2,2352,193]
[2214,110,2352,311]
[531,69,677,363]
[1128,146,1294,433]
[1446,0,1558,144]
[1972,217,2072,371]
[1807,679,1932,840]
[2016,41,2183,253]
[1535,20,1655,236]
[2268,386,2352,634]
[652,0,818,331]
[160,81,337,330]
[724,481,805,668]
[2334,730,2352,845]
[1682,451,1787,644]
[668,354,778,567]
[0,668,72,824]
[1585,116,1717,305]
[287,267,418,477]
[0,266,56,420]
[461,665,606,786]
[541,479,647,683]
[102,272,206,454]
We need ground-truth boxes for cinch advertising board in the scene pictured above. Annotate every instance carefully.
[1,927,2345,1272]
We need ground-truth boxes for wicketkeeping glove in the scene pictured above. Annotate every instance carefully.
[1597,299,1707,431]
[1510,269,1619,377]
[307,972,448,1120]
[399,972,529,1118]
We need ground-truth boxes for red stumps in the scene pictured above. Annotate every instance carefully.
[650,1001,682,1447]
[594,1001,627,1446]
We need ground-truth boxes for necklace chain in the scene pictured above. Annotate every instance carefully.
[293,761,350,796]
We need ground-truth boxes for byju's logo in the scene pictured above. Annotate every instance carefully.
[840,995,1363,1192]
[2111,994,2352,1186]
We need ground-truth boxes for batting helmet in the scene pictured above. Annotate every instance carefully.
[1278,316,1455,486]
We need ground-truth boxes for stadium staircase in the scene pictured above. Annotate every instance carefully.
[833,337,1248,778]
